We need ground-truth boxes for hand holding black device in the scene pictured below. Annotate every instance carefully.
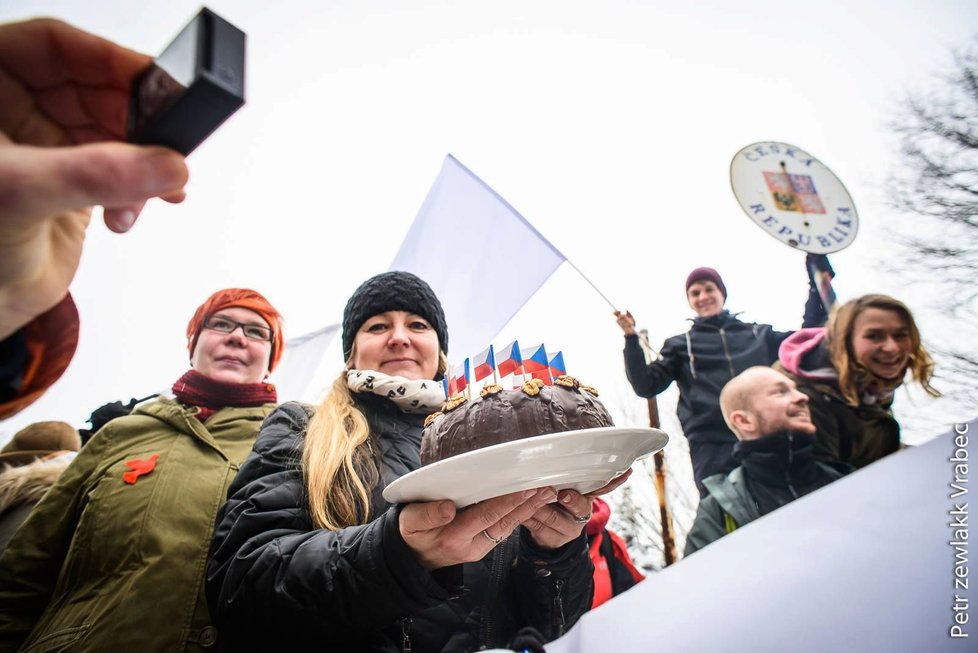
[127,7,245,155]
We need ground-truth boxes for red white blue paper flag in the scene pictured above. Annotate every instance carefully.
[441,377,450,397]
[472,345,496,382]
[496,340,523,377]
[448,359,470,396]
[520,344,549,373]
[529,368,554,386]
[390,155,566,356]
[548,351,566,377]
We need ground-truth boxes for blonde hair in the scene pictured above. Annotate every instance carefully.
[826,294,939,406]
[302,348,448,530]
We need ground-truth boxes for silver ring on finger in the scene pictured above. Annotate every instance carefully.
[573,513,591,525]
[482,529,504,545]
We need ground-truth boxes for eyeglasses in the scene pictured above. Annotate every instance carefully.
[203,315,273,342]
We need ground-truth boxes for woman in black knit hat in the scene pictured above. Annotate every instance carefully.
[207,271,596,652]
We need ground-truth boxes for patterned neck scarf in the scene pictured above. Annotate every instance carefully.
[346,370,446,414]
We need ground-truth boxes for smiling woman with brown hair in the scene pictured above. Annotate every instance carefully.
[0,288,283,652]
[778,293,939,469]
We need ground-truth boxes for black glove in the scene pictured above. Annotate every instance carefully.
[509,626,547,653]
[806,253,835,278]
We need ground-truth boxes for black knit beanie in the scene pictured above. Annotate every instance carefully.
[341,271,448,360]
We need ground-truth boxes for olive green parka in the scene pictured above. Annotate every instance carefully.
[0,398,272,653]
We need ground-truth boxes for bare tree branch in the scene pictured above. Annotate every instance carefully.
[885,36,978,388]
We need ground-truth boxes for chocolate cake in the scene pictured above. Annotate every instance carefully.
[420,376,614,465]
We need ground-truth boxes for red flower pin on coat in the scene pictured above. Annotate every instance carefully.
[123,454,160,484]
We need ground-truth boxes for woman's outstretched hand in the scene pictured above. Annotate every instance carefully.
[523,468,633,549]
[400,487,557,570]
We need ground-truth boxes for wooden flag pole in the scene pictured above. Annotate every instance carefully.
[639,329,677,566]
[556,257,675,560]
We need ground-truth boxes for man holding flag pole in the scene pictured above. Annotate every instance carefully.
[615,260,833,497]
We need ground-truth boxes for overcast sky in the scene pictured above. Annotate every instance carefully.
[2,0,975,450]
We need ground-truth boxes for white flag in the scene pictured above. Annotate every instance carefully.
[390,154,566,356]
[270,323,339,402]
[542,420,978,653]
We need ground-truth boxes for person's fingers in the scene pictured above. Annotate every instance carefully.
[0,19,150,91]
[584,468,634,499]
[159,188,187,204]
[548,505,581,534]
[521,504,578,545]
[0,142,187,220]
[481,487,557,542]
[556,489,592,524]
[615,310,637,334]
[400,500,456,536]
[473,489,540,531]
[522,515,546,533]
[34,83,131,140]
[452,488,541,538]
[103,200,145,233]
[101,185,185,232]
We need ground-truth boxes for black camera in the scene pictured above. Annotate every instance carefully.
[127,8,245,155]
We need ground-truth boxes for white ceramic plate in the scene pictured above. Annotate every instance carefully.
[383,426,669,508]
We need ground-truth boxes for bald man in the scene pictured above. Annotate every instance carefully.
[683,367,851,556]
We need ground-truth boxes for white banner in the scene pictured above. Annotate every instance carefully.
[391,154,566,357]
[271,154,568,401]
[269,323,339,403]
[529,418,977,653]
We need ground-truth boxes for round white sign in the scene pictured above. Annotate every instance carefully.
[730,142,858,254]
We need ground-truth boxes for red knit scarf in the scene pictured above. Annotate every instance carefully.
[172,369,277,422]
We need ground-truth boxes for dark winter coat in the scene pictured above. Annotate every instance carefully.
[777,328,901,469]
[206,396,592,652]
[623,311,792,445]
[684,432,849,555]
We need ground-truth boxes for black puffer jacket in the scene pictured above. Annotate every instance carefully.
[734,431,850,516]
[206,396,592,652]
[684,432,850,555]
[623,311,791,445]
